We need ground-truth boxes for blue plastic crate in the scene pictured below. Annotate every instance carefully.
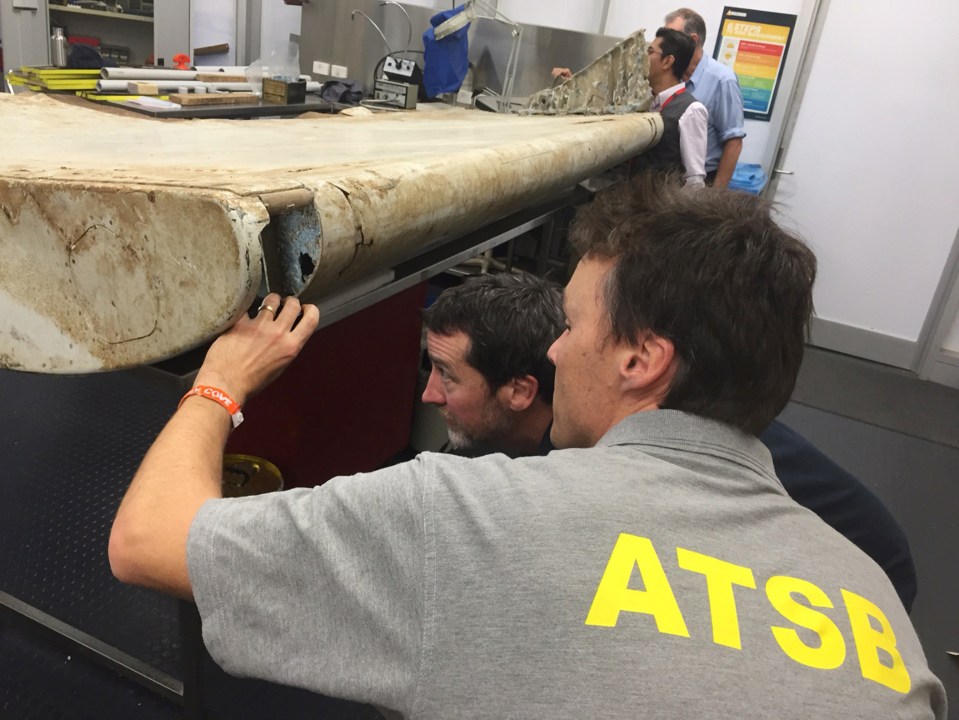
[728,163,768,195]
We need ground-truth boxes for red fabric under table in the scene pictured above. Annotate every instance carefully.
[225,283,426,488]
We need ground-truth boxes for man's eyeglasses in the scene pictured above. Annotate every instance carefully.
[646,47,663,56]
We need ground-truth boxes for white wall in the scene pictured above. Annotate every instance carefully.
[498,0,606,34]
[377,0,608,33]
[944,311,959,353]
[260,0,301,60]
[192,0,236,65]
[772,0,959,345]
[155,0,192,66]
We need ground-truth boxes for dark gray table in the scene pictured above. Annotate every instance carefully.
[106,94,341,119]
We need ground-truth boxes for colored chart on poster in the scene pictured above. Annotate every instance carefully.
[714,7,796,121]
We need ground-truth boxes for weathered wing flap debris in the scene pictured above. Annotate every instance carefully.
[525,30,652,116]
[0,93,661,372]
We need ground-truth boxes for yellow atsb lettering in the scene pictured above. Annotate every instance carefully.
[766,575,846,670]
[585,533,689,637]
[842,589,911,693]
[677,548,756,649]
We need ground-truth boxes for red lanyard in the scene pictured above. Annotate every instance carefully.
[659,86,686,111]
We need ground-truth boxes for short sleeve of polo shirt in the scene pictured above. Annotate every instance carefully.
[187,457,431,715]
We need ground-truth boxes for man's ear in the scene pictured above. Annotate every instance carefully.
[662,54,676,73]
[619,333,676,393]
[501,374,539,412]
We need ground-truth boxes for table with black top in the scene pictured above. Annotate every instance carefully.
[107,94,342,119]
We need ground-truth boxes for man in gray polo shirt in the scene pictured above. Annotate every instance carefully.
[110,179,946,718]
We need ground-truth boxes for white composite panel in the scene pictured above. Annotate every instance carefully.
[0,94,661,372]
[771,0,959,345]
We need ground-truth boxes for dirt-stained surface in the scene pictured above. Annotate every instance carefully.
[0,177,266,371]
[1,94,661,371]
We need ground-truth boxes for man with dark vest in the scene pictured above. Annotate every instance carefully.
[632,27,707,187]
[665,8,746,188]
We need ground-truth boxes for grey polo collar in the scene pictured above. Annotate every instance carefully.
[597,409,776,479]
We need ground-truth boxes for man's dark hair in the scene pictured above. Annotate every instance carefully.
[424,272,565,403]
[655,27,696,81]
[570,175,817,434]
[665,7,707,47]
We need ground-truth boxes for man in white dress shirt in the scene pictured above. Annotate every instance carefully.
[630,27,707,187]
[665,7,746,187]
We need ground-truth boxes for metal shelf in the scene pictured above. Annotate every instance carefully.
[49,5,153,23]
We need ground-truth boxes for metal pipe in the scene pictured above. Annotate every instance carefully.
[0,591,184,704]
[379,1,412,54]
[96,79,322,93]
[351,9,393,57]
[102,67,200,80]
[97,79,252,92]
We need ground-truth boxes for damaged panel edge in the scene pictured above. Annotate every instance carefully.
[0,179,268,373]
[293,183,365,302]
[258,188,315,215]
[256,183,380,301]
[291,113,664,302]
[258,187,321,296]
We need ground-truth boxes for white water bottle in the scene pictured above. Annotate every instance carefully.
[50,27,69,68]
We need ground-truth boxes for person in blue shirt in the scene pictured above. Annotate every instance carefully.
[664,7,747,188]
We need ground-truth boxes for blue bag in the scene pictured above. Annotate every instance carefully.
[422,5,471,98]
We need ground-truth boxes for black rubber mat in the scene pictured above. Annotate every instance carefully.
[0,368,185,680]
[0,368,384,718]
[0,623,177,719]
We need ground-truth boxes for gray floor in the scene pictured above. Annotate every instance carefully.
[792,347,959,450]
[781,347,959,716]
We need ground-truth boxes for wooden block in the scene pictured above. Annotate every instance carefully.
[196,73,248,83]
[261,78,307,105]
[168,92,260,106]
[194,43,231,57]
[127,81,159,95]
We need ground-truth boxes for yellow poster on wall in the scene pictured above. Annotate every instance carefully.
[715,7,797,121]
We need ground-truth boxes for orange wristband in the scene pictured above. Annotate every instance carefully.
[178,386,244,429]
